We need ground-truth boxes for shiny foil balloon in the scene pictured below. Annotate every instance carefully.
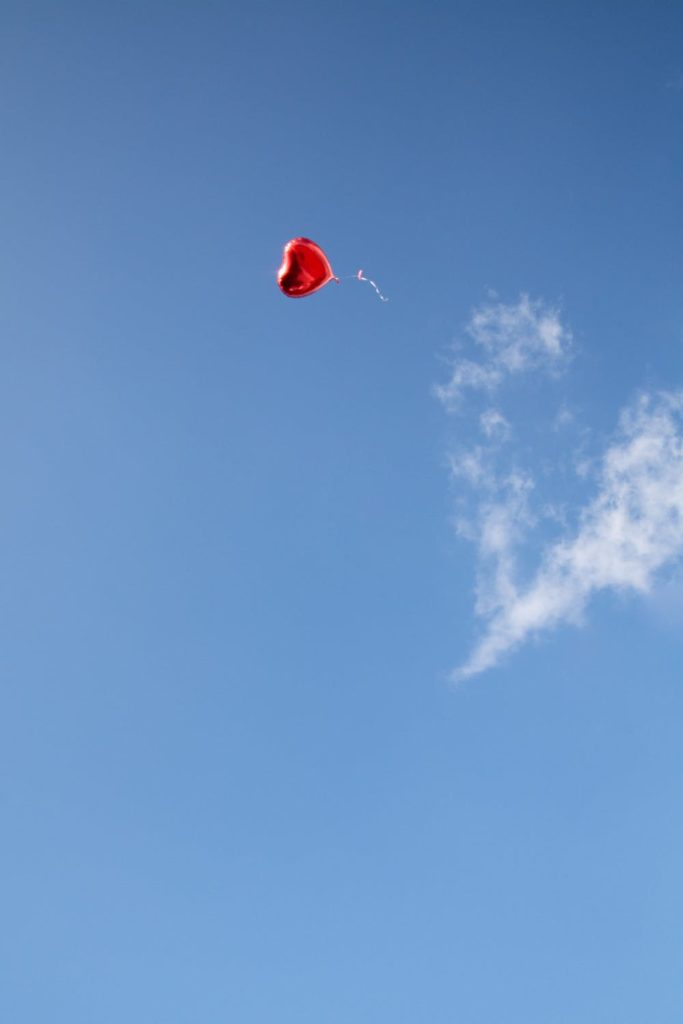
[277,238,338,298]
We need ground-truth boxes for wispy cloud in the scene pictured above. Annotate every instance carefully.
[437,294,683,681]
[480,408,511,441]
[435,294,572,409]
[454,391,683,681]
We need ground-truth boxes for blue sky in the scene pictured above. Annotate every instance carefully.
[1,2,682,1021]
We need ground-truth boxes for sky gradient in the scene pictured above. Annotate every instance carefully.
[1,3,682,1022]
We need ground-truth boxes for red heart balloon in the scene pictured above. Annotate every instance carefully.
[277,238,337,298]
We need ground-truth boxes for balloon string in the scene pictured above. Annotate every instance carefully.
[357,269,389,302]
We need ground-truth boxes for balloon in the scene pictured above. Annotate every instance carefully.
[277,238,338,298]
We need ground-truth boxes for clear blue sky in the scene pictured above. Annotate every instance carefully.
[1,3,682,1021]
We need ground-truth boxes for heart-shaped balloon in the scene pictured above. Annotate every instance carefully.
[277,238,337,298]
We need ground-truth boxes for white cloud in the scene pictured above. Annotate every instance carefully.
[454,392,683,681]
[434,358,502,408]
[449,446,494,490]
[435,294,572,409]
[480,408,511,440]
